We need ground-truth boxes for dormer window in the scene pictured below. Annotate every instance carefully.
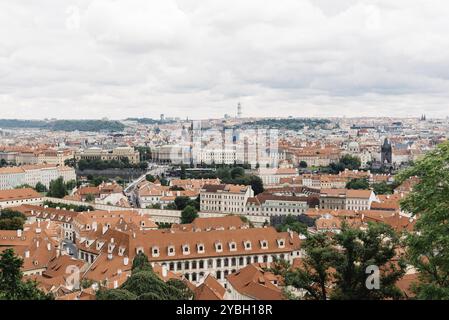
[260,240,268,249]
[229,242,237,251]
[168,245,175,256]
[277,239,285,248]
[118,247,125,256]
[197,244,205,253]
[215,242,223,252]
[182,244,190,255]
[244,241,252,250]
[152,246,160,257]
[136,247,144,254]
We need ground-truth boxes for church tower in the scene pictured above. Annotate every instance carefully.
[381,138,392,165]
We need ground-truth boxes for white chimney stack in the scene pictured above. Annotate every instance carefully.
[108,253,113,260]
[102,225,108,234]
[113,280,118,289]
[47,243,51,251]
[25,250,30,258]
[123,257,129,266]
[17,229,22,237]
[36,240,40,248]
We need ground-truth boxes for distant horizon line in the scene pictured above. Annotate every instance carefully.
[0,115,445,121]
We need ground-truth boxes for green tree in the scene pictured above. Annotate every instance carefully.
[372,181,393,195]
[146,174,156,182]
[47,177,67,198]
[0,209,26,230]
[345,178,370,190]
[275,215,308,235]
[174,196,191,211]
[397,141,449,299]
[331,223,406,300]
[248,175,264,195]
[181,205,198,224]
[299,161,308,168]
[35,182,48,193]
[0,249,53,300]
[132,253,153,272]
[85,193,95,202]
[285,233,337,300]
[97,253,193,300]
[230,167,245,179]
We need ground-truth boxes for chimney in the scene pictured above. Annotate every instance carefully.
[108,253,113,260]
[111,238,114,244]
[56,249,60,258]
[123,257,129,266]
[102,225,108,234]
[162,264,168,278]
[24,250,30,258]
[113,280,118,289]
[47,243,51,251]
[36,240,40,248]
[17,229,22,237]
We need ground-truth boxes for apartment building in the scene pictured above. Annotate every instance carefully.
[78,224,302,285]
[319,189,377,211]
[200,184,254,214]
[75,146,140,164]
[257,168,298,186]
[37,149,74,166]
[245,193,308,217]
[0,164,76,190]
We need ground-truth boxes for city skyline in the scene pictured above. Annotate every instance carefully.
[1,0,449,119]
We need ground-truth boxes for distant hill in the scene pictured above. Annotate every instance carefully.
[126,118,175,125]
[233,118,332,131]
[0,119,125,132]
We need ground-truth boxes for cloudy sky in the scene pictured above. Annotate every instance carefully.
[1,0,449,120]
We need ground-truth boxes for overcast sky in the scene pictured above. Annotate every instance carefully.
[1,0,449,120]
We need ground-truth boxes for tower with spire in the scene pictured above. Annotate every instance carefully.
[237,102,242,118]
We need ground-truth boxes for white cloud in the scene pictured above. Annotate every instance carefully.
[0,0,449,119]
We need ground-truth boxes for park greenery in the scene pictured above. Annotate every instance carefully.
[42,200,94,212]
[0,209,26,230]
[126,118,175,125]
[0,119,125,132]
[96,253,193,300]
[345,178,370,190]
[237,118,331,131]
[77,158,148,171]
[0,249,53,300]
[328,154,362,173]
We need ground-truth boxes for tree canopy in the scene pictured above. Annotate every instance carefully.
[181,205,199,224]
[285,222,406,300]
[0,249,53,300]
[96,253,193,300]
[397,141,449,299]
[0,209,26,230]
